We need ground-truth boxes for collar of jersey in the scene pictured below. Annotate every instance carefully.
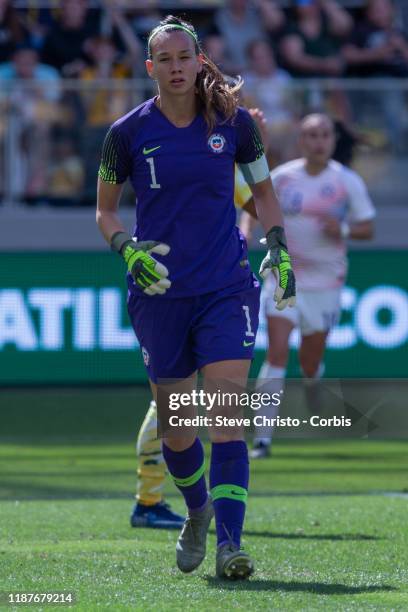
[151,96,202,130]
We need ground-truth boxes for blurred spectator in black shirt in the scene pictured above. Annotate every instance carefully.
[214,0,285,74]
[0,0,27,62]
[343,0,408,77]
[395,0,408,36]
[343,0,408,152]
[17,5,55,52]
[100,0,142,75]
[280,0,353,77]
[41,0,100,77]
[130,7,161,44]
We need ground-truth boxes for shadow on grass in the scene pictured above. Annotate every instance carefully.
[243,530,381,541]
[0,481,133,501]
[1,481,404,502]
[252,467,408,474]
[271,452,408,462]
[204,577,396,595]
[0,438,136,446]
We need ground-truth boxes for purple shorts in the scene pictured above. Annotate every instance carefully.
[127,276,260,383]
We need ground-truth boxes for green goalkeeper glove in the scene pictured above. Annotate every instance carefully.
[111,231,171,296]
[259,226,296,311]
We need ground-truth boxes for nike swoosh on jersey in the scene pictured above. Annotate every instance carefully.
[143,146,161,155]
[243,340,255,347]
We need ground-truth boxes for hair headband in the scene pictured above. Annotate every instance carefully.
[148,24,198,55]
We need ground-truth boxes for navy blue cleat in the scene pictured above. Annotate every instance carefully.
[130,501,185,529]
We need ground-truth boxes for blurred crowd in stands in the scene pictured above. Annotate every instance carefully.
[1,0,408,204]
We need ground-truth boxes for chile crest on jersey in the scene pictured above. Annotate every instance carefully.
[208,133,226,154]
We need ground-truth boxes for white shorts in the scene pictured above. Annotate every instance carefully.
[261,276,341,336]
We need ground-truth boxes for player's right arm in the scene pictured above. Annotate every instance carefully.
[96,125,171,295]
[96,179,126,243]
[96,124,131,242]
[235,110,295,310]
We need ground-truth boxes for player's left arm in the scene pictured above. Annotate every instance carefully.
[250,177,296,310]
[322,168,376,240]
[234,107,267,222]
[249,176,284,234]
[241,198,257,219]
[236,108,295,309]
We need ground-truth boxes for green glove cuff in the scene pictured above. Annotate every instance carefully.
[265,226,288,252]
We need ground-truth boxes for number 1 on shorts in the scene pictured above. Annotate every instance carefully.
[242,305,254,337]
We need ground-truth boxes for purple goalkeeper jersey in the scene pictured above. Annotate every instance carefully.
[99,97,268,298]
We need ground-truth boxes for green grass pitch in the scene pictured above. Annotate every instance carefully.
[0,387,407,611]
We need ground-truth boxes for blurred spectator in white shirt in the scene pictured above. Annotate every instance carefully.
[243,39,298,162]
[243,40,293,124]
[0,45,61,198]
[0,44,60,100]
[214,0,285,74]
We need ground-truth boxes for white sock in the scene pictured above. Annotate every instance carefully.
[253,362,286,445]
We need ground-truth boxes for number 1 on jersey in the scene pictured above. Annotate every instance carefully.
[146,157,161,189]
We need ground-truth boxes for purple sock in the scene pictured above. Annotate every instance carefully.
[210,440,249,548]
[162,438,208,511]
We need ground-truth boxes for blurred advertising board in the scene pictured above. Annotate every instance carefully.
[0,251,407,384]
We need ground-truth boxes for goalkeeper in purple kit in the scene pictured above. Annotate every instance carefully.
[96,14,295,579]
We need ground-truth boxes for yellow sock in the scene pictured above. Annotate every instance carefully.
[136,400,166,506]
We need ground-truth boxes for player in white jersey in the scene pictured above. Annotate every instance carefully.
[240,113,375,457]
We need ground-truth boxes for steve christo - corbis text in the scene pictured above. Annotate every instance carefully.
[167,414,352,428]
[166,391,352,429]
